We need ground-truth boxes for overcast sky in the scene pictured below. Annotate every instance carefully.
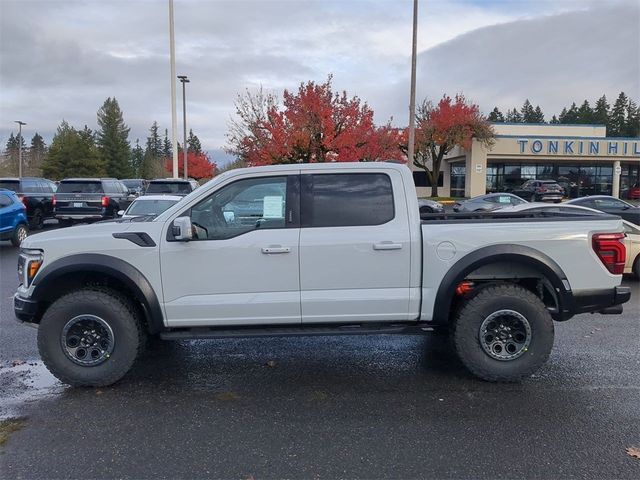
[1,0,638,165]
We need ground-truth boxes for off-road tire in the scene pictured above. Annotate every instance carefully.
[452,284,554,382]
[38,288,144,387]
[11,224,28,247]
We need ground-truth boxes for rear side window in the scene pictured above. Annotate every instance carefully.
[57,181,103,194]
[22,179,40,193]
[0,180,20,192]
[0,193,12,207]
[302,173,394,227]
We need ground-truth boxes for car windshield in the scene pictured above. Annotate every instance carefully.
[122,180,142,188]
[57,181,103,193]
[0,181,20,192]
[126,198,179,216]
[146,182,191,194]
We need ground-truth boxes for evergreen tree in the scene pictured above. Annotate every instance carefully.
[520,99,537,123]
[96,97,131,178]
[130,139,144,177]
[43,121,104,180]
[27,133,47,176]
[608,92,628,136]
[550,115,560,124]
[506,108,522,122]
[593,95,609,127]
[187,129,203,154]
[577,100,593,124]
[3,132,28,176]
[487,107,504,122]
[559,103,579,123]
[162,129,172,158]
[140,122,165,179]
[533,105,545,123]
[625,99,639,137]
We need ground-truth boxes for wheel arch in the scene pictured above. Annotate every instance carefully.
[31,254,164,334]
[431,244,573,324]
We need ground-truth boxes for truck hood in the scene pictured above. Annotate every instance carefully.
[21,219,162,251]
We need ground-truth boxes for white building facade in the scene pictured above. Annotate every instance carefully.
[412,123,640,199]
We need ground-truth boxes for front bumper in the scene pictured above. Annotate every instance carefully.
[570,286,631,315]
[14,293,40,324]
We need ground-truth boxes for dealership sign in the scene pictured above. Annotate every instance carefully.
[517,139,640,156]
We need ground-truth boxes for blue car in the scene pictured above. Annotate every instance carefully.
[0,188,29,246]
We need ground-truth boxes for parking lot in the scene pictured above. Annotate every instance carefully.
[0,226,639,479]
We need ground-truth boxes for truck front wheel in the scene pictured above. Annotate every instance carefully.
[38,288,144,387]
[452,284,554,382]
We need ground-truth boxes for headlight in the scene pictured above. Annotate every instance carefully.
[18,248,44,287]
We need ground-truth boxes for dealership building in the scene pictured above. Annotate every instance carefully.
[412,123,640,199]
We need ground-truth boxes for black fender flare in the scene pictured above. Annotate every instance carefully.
[31,253,164,333]
[431,244,573,324]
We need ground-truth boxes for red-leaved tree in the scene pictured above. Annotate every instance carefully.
[402,94,495,197]
[227,76,404,165]
[165,150,216,180]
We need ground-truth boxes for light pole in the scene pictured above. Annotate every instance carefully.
[407,0,418,166]
[169,0,179,178]
[178,75,190,179]
[14,121,26,178]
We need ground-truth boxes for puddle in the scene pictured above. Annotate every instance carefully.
[0,361,65,420]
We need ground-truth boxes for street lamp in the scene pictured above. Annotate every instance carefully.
[407,0,418,166]
[169,0,178,178]
[177,75,190,180]
[14,121,26,178]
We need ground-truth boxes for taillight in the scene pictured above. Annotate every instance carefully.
[101,196,109,207]
[592,232,626,275]
[52,195,57,206]
[17,194,27,206]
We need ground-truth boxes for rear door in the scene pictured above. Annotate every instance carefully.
[299,170,412,323]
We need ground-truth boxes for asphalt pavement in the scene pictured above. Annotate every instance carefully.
[0,228,639,479]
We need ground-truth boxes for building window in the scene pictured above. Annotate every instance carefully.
[450,164,466,198]
[412,171,443,187]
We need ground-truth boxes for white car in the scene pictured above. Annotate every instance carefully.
[118,195,182,220]
[499,202,639,278]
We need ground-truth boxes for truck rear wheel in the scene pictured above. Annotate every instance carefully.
[38,288,144,387]
[452,284,554,382]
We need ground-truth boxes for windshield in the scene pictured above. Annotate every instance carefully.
[122,180,142,188]
[146,182,191,194]
[0,181,20,192]
[126,198,179,216]
[57,181,103,193]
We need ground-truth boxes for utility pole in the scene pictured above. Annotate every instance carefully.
[407,0,418,166]
[178,75,190,179]
[15,121,26,178]
[169,0,178,178]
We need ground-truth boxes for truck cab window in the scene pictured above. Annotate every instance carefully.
[189,176,288,240]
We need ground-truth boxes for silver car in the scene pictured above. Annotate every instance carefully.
[453,193,527,212]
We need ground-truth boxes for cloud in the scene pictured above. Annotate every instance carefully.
[0,0,638,165]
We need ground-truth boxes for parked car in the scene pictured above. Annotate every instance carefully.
[453,193,527,212]
[0,177,56,229]
[15,163,630,387]
[627,183,640,200]
[0,189,29,246]
[145,178,198,196]
[118,195,182,219]
[54,178,134,225]
[121,179,148,196]
[512,179,564,202]
[418,198,444,215]
[566,196,640,225]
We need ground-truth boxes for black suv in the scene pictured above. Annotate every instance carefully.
[0,177,56,229]
[512,179,564,202]
[54,178,133,225]
[145,178,199,196]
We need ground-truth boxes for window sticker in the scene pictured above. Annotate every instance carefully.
[263,196,284,218]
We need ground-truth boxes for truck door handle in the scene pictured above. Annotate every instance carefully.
[261,245,291,254]
[373,242,402,251]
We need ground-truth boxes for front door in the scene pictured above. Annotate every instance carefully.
[160,174,301,327]
[298,170,412,323]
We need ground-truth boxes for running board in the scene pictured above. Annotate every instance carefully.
[160,323,433,340]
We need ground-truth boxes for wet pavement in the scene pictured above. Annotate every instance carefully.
[0,232,639,479]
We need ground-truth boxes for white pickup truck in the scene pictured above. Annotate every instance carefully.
[14,163,631,386]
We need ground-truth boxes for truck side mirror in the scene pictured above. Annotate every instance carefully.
[173,216,193,241]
